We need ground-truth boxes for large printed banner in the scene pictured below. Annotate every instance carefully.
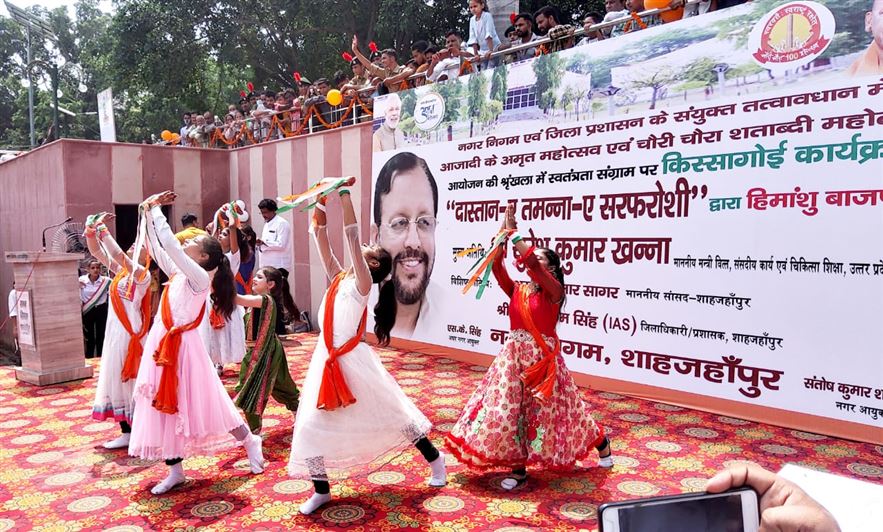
[370,0,883,434]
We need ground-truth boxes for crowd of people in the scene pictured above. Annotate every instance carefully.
[159,0,750,148]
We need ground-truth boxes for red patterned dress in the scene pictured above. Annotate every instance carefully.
[446,248,606,471]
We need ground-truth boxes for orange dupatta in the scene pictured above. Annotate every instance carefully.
[512,283,560,400]
[109,268,153,382]
[316,271,367,411]
[152,276,206,415]
[208,306,226,329]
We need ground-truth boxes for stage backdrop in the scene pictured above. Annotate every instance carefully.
[370,0,883,443]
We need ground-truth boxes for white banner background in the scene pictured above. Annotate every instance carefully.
[371,1,883,433]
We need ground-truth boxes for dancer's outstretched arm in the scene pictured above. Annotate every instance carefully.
[143,191,210,292]
[504,204,563,303]
[310,185,343,281]
[492,206,515,298]
[338,187,372,297]
[85,213,122,274]
[97,213,146,277]
[236,294,263,308]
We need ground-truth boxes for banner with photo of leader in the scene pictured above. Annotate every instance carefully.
[370,0,883,434]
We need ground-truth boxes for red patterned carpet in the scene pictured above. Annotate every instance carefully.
[0,334,880,531]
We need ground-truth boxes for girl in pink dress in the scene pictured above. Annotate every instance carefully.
[446,205,612,490]
[128,191,264,495]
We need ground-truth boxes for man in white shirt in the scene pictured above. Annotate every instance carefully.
[427,31,475,83]
[257,198,293,275]
[7,281,18,352]
[79,260,111,358]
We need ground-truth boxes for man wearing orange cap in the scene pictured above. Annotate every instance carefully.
[848,0,883,76]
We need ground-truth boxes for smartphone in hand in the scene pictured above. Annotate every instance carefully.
[599,488,759,532]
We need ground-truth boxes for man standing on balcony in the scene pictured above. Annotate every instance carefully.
[496,13,540,62]
[257,199,293,278]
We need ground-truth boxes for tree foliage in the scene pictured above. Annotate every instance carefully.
[0,0,470,146]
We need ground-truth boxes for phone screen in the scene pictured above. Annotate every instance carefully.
[618,493,746,532]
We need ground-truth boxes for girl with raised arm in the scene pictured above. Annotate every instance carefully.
[232,266,300,434]
[86,212,152,449]
[199,212,247,374]
[128,191,264,495]
[446,204,612,490]
[289,178,446,515]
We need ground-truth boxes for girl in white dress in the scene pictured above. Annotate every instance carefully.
[86,213,152,449]
[288,178,446,515]
[128,191,264,495]
[199,217,247,374]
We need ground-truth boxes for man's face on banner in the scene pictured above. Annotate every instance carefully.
[385,98,401,129]
[868,0,883,51]
[376,167,436,305]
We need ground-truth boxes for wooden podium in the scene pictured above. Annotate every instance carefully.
[5,252,93,385]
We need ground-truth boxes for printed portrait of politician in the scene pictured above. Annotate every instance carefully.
[370,152,442,342]
[848,0,883,76]
[372,93,406,152]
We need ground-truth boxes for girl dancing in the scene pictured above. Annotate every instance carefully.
[233,265,300,434]
[128,191,265,495]
[446,204,612,490]
[288,178,446,515]
[86,213,152,449]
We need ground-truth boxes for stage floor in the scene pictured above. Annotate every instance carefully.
[0,334,880,531]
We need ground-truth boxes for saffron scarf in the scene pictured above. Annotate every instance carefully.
[151,276,206,414]
[109,268,153,382]
[512,282,560,400]
[316,271,366,411]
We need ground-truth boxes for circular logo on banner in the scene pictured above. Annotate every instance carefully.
[749,2,834,71]
[414,92,446,131]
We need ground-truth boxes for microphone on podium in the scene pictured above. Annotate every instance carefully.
[41,216,73,251]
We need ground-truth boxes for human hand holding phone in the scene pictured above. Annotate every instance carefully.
[599,487,759,532]
[706,463,840,532]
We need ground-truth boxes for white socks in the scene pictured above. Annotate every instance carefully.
[151,462,186,495]
[103,433,130,449]
[243,433,265,474]
[299,492,332,515]
[428,452,447,487]
[598,455,614,468]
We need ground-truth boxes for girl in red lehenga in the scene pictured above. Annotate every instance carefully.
[446,204,613,490]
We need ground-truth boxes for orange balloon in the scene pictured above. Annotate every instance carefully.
[160,130,173,141]
[326,89,343,106]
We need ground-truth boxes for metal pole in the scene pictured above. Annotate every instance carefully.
[51,63,59,139]
[27,24,35,148]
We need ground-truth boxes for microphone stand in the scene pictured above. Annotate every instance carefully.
[41,216,73,251]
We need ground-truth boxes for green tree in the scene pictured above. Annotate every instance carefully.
[435,78,463,123]
[572,85,588,120]
[560,85,576,118]
[532,52,563,113]
[466,71,489,136]
[489,64,507,103]
[400,90,417,120]
[480,99,503,123]
[626,67,681,109]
